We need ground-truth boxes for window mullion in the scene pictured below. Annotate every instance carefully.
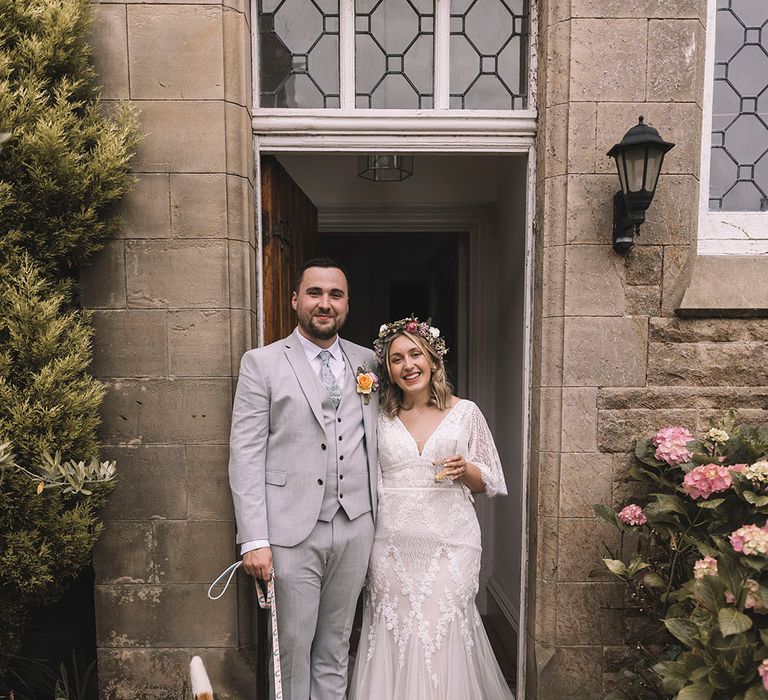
[434,0,450,109]
[340,0,355,109]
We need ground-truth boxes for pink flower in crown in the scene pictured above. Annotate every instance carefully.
[683,464,734,499]
[759,659,768,691]
[405,321,419,333]
[617,504,647,526]
[730,524,768,556]
[693,555,718,580]
[652,426,694,465]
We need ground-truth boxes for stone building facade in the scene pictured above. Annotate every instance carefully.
[83,0,768,697]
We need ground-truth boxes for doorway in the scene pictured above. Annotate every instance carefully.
[321,231,467,393]
[258,152,530,696]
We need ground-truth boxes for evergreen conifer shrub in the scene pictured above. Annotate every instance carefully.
[0,0,137,275]
[0,0,137,682]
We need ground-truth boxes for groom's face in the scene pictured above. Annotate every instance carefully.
[292,266,349,341]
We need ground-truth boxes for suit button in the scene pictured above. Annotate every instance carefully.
[321,443,327,450]
[337,418,342,423]
[339,455,344,461]
[339,493,344,499]
[318,478,324,485]
[339,474,344,480]
[339,436,343,441]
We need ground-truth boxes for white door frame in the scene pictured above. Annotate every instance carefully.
[253,143,536,696]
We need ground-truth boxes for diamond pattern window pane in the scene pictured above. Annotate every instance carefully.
[259,0,340,108]
[709,1,768,211]
[449,0,528,110]
[355,0,434,109]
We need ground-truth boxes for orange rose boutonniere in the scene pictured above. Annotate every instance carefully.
[355,365,379,405]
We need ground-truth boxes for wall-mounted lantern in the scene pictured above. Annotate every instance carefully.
[358,154,414,182]
[607,117,675,254]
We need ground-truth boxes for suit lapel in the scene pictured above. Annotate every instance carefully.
[284,330,326,431]
[340,339,375,450]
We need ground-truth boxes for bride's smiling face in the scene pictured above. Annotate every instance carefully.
[387,334,432,397]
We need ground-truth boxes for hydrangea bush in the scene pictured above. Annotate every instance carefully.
[596,413,768,699]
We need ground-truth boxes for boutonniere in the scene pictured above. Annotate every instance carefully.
[355,365,379,405]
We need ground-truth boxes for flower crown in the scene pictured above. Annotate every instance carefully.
[373,316,448,366]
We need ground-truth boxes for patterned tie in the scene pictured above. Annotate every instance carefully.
[318,350,342,408]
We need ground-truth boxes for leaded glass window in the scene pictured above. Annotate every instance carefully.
[256,0,529,110]
[709,0,768,211]
[355,0,434,109]
[450,0,527,109]
[259,0,341,108]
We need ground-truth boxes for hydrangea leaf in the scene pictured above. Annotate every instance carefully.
[718,607,753,637]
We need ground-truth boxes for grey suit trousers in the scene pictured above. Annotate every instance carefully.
[270,510,375,700]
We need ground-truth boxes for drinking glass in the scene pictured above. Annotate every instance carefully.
[432,438,457,481]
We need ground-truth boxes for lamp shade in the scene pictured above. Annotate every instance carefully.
[358,154,414,182]
[607,117,674,225]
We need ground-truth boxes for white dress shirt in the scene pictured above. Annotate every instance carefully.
[241,330,345,556]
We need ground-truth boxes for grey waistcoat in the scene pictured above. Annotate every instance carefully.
[315,354,372,522]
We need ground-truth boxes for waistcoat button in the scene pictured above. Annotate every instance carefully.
[339,455,344,461]
[321,443,327,450]
[339,474,344,480]
[317,478,324,485]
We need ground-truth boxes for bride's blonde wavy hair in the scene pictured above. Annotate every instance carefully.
[380,331,453,418]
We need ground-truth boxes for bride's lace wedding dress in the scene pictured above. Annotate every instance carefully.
[349,399,515,700]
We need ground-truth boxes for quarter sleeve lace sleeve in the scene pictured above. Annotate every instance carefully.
[466,402,508,497]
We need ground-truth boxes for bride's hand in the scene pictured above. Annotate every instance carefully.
[441,455,467,481]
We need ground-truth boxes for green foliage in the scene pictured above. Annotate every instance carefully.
[0,257,103,464]
[0,0,138,275]
[0,0,135,686]
[0,261,117,674]
[596,415,768,699]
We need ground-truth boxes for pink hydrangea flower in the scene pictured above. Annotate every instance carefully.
[759,659,768,690]
[693,556,718,579]
[725,590,736,604]
[652,426,694,465]
[405,321,418,333]
[730,524,768,556]
[744,579,767,613]
[617,504,647,526]
[683,464,734,499]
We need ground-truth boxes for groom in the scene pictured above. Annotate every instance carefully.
[228,258,378,699]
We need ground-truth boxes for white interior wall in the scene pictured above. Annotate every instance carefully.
[487,156,528,630]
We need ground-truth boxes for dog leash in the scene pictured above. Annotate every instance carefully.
[208,561,283,700]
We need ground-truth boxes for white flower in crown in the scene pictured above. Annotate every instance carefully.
[379,324,388,337]
[429,327,440,338]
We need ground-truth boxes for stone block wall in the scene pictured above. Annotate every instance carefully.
[83,2,257,697]
[529,0,736,697]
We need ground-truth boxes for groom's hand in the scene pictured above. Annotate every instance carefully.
[243,547,273,581]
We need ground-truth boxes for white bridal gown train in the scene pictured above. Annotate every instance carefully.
[349,399,515,700]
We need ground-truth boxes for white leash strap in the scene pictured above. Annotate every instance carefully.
[208,561,283,700]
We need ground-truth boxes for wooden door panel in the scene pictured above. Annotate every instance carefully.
[261,156,318,344]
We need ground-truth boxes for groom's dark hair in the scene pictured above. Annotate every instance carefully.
[294,258,349,292]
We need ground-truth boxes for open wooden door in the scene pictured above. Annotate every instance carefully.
[260,155,318,344]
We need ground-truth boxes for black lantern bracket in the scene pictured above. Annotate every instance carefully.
[607,116,675,255]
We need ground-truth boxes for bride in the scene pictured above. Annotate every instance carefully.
[349,317,514,700]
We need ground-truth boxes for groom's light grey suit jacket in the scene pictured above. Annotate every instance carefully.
[229,329,379,548]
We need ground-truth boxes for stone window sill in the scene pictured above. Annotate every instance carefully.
[677,256,768,318]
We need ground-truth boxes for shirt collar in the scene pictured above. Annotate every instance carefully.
[295,328,342,361]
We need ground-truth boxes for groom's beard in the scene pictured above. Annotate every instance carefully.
[298,308,347,341]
